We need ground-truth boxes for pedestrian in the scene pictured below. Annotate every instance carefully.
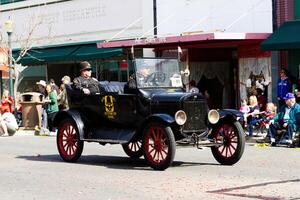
[49,78,59,95]
[1,89,14,113]
[35,80,48,134]
[73,61,100,95]
[277,68,292,108]
[45,84,59,133]
[57,75,71,110]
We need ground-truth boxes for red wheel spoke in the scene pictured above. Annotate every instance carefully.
[225,146,229,157]
[149,147,155,155]
[228,145,233,157]
[159,151,165,160]
[230,143,237,151]
[220,146,225,155]
[153,150,158,161]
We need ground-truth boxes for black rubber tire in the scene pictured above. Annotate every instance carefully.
[211,120,245,165]
[57,118,84,162]
[142,122,176,170]
[122,139,143,159]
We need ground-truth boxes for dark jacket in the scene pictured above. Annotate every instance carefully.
[277,78,291,99]
[273,102,300,131]
[73,76,100,94]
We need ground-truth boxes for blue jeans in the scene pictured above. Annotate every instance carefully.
[248,118,262,136]
[40,108,48,133]
[268,122,294,141]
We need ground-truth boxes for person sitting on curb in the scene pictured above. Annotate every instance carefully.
[0,107,18,136]
[258,93,300,146]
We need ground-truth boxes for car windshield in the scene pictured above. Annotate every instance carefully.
[134,58,183,88]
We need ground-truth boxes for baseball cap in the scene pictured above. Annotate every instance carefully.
[283,92,295,100]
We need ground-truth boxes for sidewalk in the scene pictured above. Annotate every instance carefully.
[15,128,57,137]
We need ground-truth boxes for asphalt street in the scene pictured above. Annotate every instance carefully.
[0,134,299,200]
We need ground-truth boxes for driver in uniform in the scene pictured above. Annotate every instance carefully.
[73,61,100,95]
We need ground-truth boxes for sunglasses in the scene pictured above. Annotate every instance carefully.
[83,68,92,71]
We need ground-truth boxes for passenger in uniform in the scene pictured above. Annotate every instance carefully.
[73,61,100,95]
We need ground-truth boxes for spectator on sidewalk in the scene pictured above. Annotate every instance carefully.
[57,75,71,110]
[262,93,300,146]
[1,89,14,113]
[245,95,260,137]
[45,84,59,133]
[35,80,48,134]
[277,68,292,108]
[0,107,18,136]
[50,78,59,95]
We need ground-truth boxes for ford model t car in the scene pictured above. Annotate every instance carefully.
[54,58,245,170]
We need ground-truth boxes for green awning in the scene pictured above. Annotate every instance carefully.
[261,20,300,51]
[13,42,123,65]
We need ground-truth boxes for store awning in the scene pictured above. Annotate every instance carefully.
[14,42,123,65]
[97,33,271,49]
[261,20,300,51]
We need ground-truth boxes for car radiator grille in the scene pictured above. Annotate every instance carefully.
[182,100,207,132]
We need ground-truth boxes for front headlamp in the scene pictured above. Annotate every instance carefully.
[175,110,187,125]
[208,109,219,124]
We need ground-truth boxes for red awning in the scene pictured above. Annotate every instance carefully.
[97,33,271,49]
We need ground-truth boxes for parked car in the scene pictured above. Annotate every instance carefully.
[54,58,245,170]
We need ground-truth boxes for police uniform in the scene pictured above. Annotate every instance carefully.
[73,61,100,94]
[73,76,100,94]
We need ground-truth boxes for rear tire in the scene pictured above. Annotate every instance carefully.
[122,139,143,159]
[57,119,83,162]
[211,121,245,165]
[142,122,176,170]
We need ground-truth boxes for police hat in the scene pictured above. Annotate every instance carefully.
[79,61,92,72]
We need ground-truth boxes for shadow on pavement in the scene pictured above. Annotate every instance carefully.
[16,154,219,171]
[207,179,300,199]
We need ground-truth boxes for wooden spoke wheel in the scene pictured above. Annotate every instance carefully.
[122,139,143,159]
[211,121,245,165]
[57,119,83,162]
[142,122,175,170]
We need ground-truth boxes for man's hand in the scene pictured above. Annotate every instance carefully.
[82,88,90,95]
[283,123,288,128]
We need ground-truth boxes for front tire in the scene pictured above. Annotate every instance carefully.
[211,121,245,165]
[142,122,176,170]
[57,119,84,162]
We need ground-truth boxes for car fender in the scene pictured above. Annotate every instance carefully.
[147,113,175,124]
[54,109,85,140]
[216,109,244,125]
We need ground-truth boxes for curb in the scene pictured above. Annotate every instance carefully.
[15,130,57,137]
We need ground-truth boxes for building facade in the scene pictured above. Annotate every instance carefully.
[1,0,273,109]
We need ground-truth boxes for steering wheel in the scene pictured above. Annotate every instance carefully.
[144,72,166,86]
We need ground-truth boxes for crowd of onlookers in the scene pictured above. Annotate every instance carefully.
[0,75,71,136]
[240,68,300,147]
[34,75,71,135]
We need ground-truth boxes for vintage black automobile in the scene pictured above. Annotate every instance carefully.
[54,58,245,170]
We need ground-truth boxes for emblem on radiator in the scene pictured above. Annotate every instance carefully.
[101,95,116,119]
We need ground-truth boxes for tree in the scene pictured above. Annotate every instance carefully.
[0,15,52,108]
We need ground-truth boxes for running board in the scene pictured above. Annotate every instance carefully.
[83,138,128,144]
[176,138,223,148]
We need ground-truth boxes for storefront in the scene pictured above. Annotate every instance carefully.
[98,32,271,109]
[13,42,124,93]
[262,20,300,89]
